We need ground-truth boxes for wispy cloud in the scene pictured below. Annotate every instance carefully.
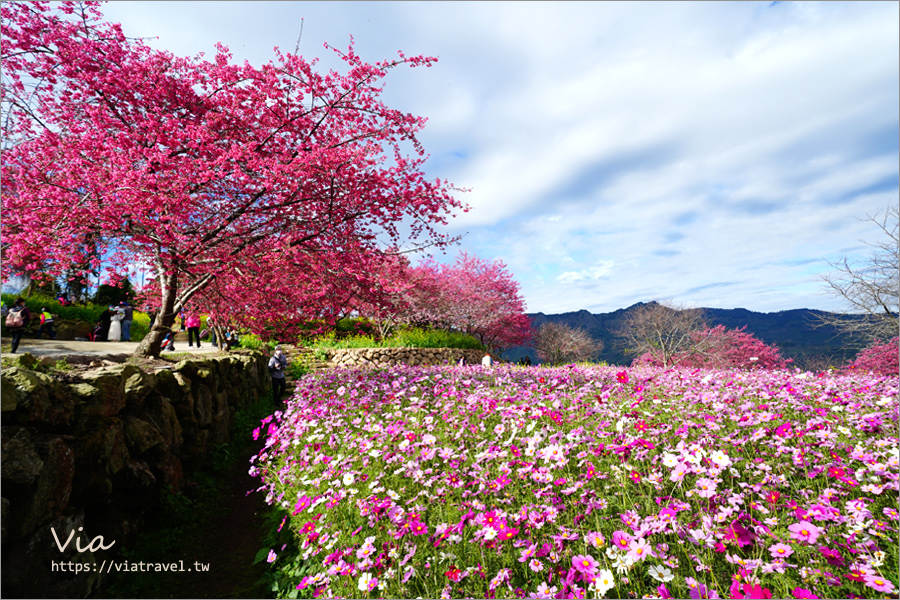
[101,1,899,314]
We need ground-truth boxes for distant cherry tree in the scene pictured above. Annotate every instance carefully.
[403,252,531,354]
[845,337,899,376]
[1,1,464,357]
[636,325,789,369]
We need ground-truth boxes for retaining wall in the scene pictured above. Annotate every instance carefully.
[0,350,269,598]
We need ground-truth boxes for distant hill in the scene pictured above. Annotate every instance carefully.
[504,302,867,368]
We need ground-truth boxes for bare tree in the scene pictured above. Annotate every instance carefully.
[820,205,899,343]
[619,300,716,367]
[532,322,603,365]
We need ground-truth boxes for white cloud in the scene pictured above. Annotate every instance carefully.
[92,2,900,313]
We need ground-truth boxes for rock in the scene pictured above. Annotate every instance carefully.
[3,435,75,541]
[10,353,38,370]
[194,384,213,427]
[123,417,165,455]
[72,417,129,504]
[1,427,44,488]
[1,374,18,412]
[6,368,74,430]
[123,369,157,408]
[115,459,157,492]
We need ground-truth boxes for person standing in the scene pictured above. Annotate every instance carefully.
[268,346,288,404]
[6,298,32,353]
[481,352,493,367]
[108,306,124,342]
[120,301,134,341]
[186,311,202,348]
[97,306,112,341]
[36,308,56,339]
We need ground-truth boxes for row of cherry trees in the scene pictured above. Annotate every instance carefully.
[2,1,467,357]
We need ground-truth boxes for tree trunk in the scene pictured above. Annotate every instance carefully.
[134,272,178,358]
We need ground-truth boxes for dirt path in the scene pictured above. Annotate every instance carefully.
[176,438,270,599]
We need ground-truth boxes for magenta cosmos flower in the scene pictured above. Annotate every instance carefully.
[571,554,599,575]
[612,530,631,550]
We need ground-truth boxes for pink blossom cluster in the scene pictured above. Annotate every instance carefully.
[253,364,898,598]
[845,337,900,377]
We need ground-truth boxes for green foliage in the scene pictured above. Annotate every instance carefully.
[335,317,376,337]
[388,327,484,349]
[93,278,135,306]
[240,333,277,351]
[286,360,309,380]
[305,326,484,352]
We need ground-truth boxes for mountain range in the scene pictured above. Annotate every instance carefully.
[504,302,867,369]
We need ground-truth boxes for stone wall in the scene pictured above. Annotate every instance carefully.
[0,350,270,599]
[326,347,489,368]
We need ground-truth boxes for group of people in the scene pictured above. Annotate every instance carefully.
[2,298,61,353]
[93,302,134,342]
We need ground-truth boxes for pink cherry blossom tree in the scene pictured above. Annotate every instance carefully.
[1,1,465,357]
[402,251,531,354]
[635,324,789,369]
[845,337,899,376]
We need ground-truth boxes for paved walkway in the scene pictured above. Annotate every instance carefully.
[0,337,221,358]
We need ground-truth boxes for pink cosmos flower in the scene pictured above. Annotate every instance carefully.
[787,521,823,544]
[529,558,544,572]
[791,589,819,599]
[767,543,793,559]
[292,495,311,515]
[626,538,652,563]
[519,544,537,563]
[571,554,599,575]
[696,478,717,498]
[817,546,844,567]
[864,574,895,593]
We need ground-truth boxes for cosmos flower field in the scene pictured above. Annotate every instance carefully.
[252,364,899,599]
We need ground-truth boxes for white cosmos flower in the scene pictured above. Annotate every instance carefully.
[648,565,674,582]
[343,473,355,486]
[710,450,731,466]
[593,569,615,595]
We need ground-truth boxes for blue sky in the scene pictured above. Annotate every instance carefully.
[100,1,899,315]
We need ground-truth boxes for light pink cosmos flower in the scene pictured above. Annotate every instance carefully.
[768,543,793,558]
[864,574,895,593]
[695,478,717,498]
[519,544,537,562]
[626,538,652,563]
[787,521,823,544]
[529,558,544,572]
